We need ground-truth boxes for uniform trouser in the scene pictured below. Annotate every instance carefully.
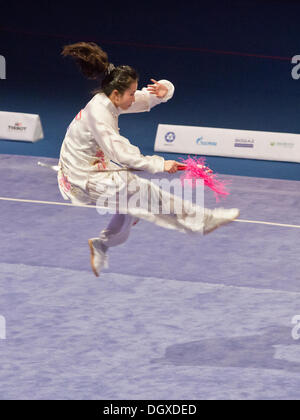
[99,214,139,251]
[59,170,207,251]
[88,173,206,251]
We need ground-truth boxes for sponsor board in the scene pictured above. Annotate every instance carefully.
[154,124,300,162]
[0,111,44,142]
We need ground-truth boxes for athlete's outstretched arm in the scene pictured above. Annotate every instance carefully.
[120,79,175,114]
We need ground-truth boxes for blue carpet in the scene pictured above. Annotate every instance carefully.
[1,154,300,399]
[1,263,300,400]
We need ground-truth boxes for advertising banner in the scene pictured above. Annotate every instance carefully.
[0,111,44,142]
[154,124,300,163]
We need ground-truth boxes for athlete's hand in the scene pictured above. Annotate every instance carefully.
[147,79,168,98]
[164,160,180,173]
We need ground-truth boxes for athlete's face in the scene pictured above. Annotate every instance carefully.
[116,81,138,110]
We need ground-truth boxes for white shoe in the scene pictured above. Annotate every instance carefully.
[88,238,109,277]
[204,208,240,235]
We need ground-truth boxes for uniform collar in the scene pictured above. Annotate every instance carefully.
[98,92,120,117]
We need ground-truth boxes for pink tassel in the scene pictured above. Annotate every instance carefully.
[178,156,231,202]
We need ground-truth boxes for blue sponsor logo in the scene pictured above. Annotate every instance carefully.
[165,132,176,143]
[196,136,217,146]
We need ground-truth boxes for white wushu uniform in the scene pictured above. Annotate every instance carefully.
[58,80,206,243]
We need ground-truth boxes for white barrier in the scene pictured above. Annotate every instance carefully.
[0,111,43,142]
[154,124,300,163]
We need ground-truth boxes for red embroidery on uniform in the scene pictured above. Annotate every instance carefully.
[96,149,107,170]
[59,173,71,192]
[75,110,83,121]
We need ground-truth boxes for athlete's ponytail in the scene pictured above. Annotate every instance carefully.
[62,41,138,96]
[62,42,109,80]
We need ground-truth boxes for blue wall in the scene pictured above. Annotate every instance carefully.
[1,0,300,179]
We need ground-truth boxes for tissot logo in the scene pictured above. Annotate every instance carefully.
[8,122,27,132]
[0,55,6,79]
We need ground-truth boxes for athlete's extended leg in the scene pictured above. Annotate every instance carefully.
[126,176,239,235]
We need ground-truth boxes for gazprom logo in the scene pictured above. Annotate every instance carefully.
[196,136,217,146]
[165,132,176,143]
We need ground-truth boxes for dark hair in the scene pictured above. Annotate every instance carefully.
[61,42,138,96]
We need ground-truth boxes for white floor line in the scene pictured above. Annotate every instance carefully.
[234,219,300,229]
[0,196,95,209]
[1,195,300,229]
